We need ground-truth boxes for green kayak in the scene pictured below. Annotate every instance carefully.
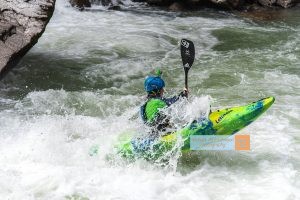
[115,97,275,160]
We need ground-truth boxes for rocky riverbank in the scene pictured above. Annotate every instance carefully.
[141,0,300,10]
[71,0,300,10]
[0,0,56,78]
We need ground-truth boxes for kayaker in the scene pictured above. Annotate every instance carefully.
[140,71,188,137]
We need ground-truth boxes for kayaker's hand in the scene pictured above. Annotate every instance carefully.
[179,88,189,98]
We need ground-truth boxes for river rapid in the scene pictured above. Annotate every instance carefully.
[0,0,299,199]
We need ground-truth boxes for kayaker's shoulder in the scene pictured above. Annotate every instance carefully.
[146,98,167,108]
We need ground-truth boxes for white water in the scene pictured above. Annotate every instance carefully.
[0,0,299,199]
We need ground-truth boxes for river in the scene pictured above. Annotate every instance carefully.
[0,0,299,199]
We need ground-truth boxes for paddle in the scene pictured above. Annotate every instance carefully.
[180,39,195,95]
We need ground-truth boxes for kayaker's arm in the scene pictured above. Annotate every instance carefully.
[163,88,188,106]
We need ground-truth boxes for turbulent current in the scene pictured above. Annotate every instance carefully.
[0,0,299,199]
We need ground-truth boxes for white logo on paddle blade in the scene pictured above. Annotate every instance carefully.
[181,40,189,48]
[185,50,190,56]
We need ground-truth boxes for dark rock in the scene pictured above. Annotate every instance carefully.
[258,0,299,7]
[0,0,56,78]
[69,0,91,10]
[228,0,244,8]
[277,0,299,8]
[101,0,112,6]
[131,0,299,9]
[210,0,245,9]
[258,0,277,7]
[147,0,174,6]
[94,0,123,8]
[108,5,121,10]
[169,2,184,11]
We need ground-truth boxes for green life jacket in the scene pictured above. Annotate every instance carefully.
[141,98,167,124]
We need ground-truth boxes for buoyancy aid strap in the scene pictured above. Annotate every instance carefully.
[140,102,148,123]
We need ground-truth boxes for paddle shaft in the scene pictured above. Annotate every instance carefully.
[184,67,189,90]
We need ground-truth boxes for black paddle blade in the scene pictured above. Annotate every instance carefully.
[180,39,195,70]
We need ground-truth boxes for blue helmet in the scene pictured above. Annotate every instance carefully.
[144,76,165,93]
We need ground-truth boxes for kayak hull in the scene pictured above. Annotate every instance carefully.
[116,97,275,160]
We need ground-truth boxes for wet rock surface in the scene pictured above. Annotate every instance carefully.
[85,0,123,9]
[131,0,300,10]
[258,0,299,8]
[0,0,56,78]
[74,0,299,10]
[70,0,91,10]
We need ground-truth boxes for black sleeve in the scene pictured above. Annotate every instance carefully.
[163,91,187,106]
[163,94,183,106]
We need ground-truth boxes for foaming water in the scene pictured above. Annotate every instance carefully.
[0,0,300,199]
